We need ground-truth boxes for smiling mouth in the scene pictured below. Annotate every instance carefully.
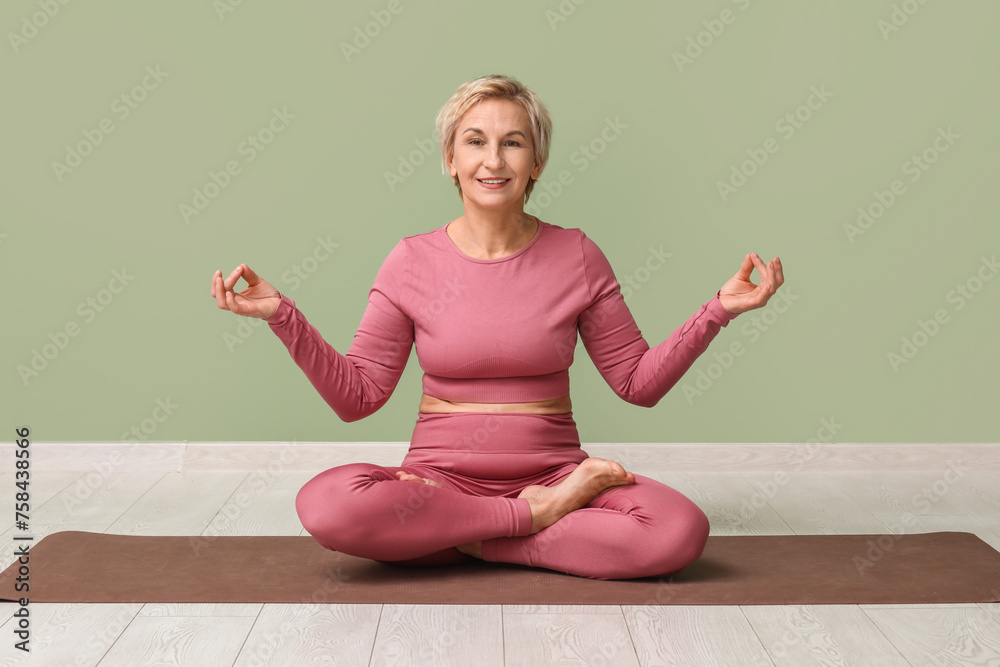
[477,178,510,184]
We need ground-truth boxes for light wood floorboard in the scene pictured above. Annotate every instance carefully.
[138,603,262,618]
[0,603,142,667]
[0,471,104,532]
[829,470,995,518]
[860,606,1000,666]
[107,472,249,535]
[233,604,380,667]
[370,605,502,667]
[200,471,314,537]
[657,471,793,535]
[97,616,255,667]
[743,472,888,535]
[741,605,911,666]
[30,471,169,526]
[503,609,638,667]
[622,606,773,667]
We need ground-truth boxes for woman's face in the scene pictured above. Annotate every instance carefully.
[448,98,540,212]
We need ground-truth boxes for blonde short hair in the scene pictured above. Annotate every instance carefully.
[435,74,552,205]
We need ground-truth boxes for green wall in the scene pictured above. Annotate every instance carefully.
[4,1,998,444]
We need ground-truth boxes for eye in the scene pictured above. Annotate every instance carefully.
[466,138,523,147]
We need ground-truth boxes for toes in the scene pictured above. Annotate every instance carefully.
[602,460,631,482]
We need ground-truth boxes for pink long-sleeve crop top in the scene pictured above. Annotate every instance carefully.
[265,218,739,422]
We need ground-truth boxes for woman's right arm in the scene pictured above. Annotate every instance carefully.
[213,242,414,422]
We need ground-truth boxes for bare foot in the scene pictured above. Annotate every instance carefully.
[455,541,483,559]
[517,458,636,533]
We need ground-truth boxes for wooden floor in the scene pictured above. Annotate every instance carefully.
[1,445,999,666]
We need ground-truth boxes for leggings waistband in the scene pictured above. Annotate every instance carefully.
[402,411,587,479]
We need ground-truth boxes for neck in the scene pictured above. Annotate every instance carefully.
[453,204,537,258]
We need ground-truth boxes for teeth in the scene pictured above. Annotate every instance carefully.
[479,179,508,184]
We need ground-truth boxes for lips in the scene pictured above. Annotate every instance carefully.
[477,178,510,184]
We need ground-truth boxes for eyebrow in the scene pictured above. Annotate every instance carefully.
[462,128,527,139]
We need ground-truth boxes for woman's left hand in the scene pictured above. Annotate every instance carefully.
[718,253,784,315]
[395,471,444,488]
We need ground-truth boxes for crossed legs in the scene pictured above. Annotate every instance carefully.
[295,458,709,580]
[480,467,710,580]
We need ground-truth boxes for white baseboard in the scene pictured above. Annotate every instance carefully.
[4,442,998,472]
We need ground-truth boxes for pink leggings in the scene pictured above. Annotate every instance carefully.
[296,412,709,580]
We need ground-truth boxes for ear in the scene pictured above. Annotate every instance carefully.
[446,150,458,178]
[530,158,543,181]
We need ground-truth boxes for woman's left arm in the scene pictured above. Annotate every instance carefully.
[577,233,783,407]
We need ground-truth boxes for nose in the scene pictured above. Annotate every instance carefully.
[483,143,504,168]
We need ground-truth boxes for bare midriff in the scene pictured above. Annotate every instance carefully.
[419,393,572,415]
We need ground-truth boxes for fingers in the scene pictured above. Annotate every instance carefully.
[240,263,262,286]
[212,265,248,314]
[224,285,243,315]
[749,253,769,285]
[214,272,229,311]
[724,252,785,313]
[395,471,444,488]
[223,265,244,293]
[734,253,755,280]
[772,256,784,288]
[766,258,783,297]
[751,254,785,306]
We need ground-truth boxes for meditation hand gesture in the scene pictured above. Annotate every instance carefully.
[718,253,784,315]
[211,264,281,320]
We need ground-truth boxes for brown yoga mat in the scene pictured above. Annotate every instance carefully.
[2,531,998,605]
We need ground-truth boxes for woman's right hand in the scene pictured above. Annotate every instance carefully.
[211,264,281,320]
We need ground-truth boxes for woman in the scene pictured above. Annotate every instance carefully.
[210,74,784,580]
